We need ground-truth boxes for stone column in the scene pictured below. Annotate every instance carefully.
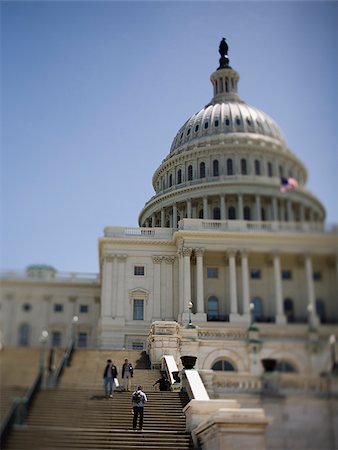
[195,248,205,314]
[116,254,127,318]
[101,255,114,318]
[203,197,208,219]
[177,249,184,319]
[227,250,240,321]
[273,253,286,323]
[305,254,319,326]
[187,199,192,218]
[173,204,177,228]
[238,194,243,220]
[300,204,305,222]
[161,208,165,227]
[183,247,193,308]
[255,195,261,221]
[287,199,293,222]
[272,197,278,221]
[280,201,285,221]
[241,251,251,321]
[153,256,162,320]
[164,256,175,319]
[151,213,156,228]
[220,195,225,220]
[111,256,118,318]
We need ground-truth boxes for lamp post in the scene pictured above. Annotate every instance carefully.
[249,302,255,325]
[186,301,196,329]
[307,303,316,331]
[329,334,337,374]
[72,315,79,347]
[39,330,49,373]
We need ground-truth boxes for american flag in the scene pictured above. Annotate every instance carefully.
[280,177,298,193]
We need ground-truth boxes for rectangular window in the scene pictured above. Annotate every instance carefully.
[79,304,89,313]
[77,332,87,348]
[54,303,63,312]
[133,299,144,320]
[313,271,322,281]
[134,266,145,276]
[282,270,292,280]
[207,267,218,278]
[250,270,261,279]
[132,342,144,350]
[52,331,61,347]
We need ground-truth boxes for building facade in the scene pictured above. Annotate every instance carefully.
[1,41,337,376]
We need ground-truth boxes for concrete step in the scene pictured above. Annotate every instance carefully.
[6,427,193,449]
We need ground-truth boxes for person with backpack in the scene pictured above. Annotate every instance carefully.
[131,385,147,431]
[103,359,118,399]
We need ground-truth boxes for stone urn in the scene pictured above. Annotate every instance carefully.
[181,355,197,369]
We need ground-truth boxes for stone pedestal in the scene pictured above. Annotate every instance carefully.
[192,407,269,450]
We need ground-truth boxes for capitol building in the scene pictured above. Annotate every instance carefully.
[1,39,338,448]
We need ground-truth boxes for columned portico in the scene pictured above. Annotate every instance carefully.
[305,254,319,327]
[152,256,162,320]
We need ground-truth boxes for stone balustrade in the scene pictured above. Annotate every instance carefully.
[104,226,174,239]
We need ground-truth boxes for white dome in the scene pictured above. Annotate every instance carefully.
[170,102,286,154]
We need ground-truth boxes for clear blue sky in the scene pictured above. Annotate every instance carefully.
[1,1,337,273]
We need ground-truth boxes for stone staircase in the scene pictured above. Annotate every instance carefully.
[3,350,194,449]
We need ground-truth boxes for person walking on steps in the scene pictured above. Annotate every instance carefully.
[131,385,147,431]
[103,359,118,399]
[122,358,134,391]
[153,372,171,391]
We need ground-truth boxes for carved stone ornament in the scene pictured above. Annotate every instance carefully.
[195,248,205,258]
[104,254,115,263]
[164,256,176,264]
[182,247,193,257]
[153,256,163,264]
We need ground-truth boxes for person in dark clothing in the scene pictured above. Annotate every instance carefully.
[131,385,147,431]
[153,373,171,391]
[122,358,134,391]
[103,359,118,398]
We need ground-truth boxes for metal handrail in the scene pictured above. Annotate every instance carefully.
[47,341,74,387]
[0,370,42,448]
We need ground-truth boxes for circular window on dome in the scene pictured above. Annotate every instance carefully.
[195,124,199,132]
[214,119,219,127]
[246,118,252,126]
[204,122,209,129]
[225,117,230,126]
[187,128,191,135]
[212,359,236,371]
[236,117,241,126]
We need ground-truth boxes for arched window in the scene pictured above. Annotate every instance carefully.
[251,297,263,322]
[207,296,219,321]
[213,207,221,220]
[212,360,236,371]
[213,159,219,177]
[177,169,182,184]
[244,206,251,220]
[187,165,193,181]
[228,206,236,220]
[255,160,260,175]
[227,158,233,175]
[275,360,297,373]
[284,298,294,323]
[18,323,30,346]
[241,158,247,175]
[316,299,326,323]
[199,209,204,219]
[267,162,273,177]
[200,162,206,178]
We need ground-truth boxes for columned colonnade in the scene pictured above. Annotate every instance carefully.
[177,247,326,324]
[143,192,319,228]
